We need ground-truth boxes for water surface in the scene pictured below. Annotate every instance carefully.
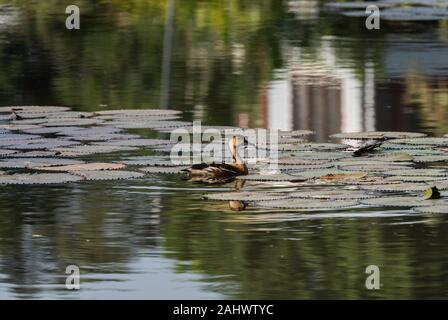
[0,0,448,299]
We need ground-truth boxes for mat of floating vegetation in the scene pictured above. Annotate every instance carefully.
[15,111,94,119]
[94,139,172,147]
[94,109,182,116]
[361,197,447,208]
[42,119,103,127]
[95,114,181,121]
[108,120,191,130]
[275,163,335,171]
[204,191,290,202]
[278,130,314,137]
[0,149,17,157]
[0,124,42,131]
[6,139,80,151]
[122,156,189,167]
[384,169,448,177]
[382,143,430,150]
[360,183,430,193]
[10,119,48,125]
[253,199,359,210]
[268,158,331,166]
[0,157,84,169]
[290,190,376,200]
[385,176,447,183]
[66,133,141,142]
[278,143,349,152]
[330,131,426,140]
[389,138,448,147]
[139,166,189,174]
[338,176,393,186]
[55,126,124,136]
[290,169,366,180]
[414,205,448,214]
[5,151,62,158]
[287,152,351,161]
[0,106,71,113]
[237,174,307,182]
[50,145,139,156]
[35,162,126,172]
[21,127,83,135]
[367,152,413,162]
[72,170,145,181]
[338,163,411,172]
[413,155,448,163]
[0,173,83,185]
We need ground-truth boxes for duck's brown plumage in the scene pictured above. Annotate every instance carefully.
[182,136,248,184]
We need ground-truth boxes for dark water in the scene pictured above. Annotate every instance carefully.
[1,0,448,299]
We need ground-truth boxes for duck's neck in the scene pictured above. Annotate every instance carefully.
[232,146,243,165]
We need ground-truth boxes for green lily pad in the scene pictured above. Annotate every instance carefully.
[204,191,290,202]
[361,183,430,193]
[72,170,145,181]
[0,106,71,113]
[389,138,448,147]
[290,190,376,200]
[0,173,83,185]
[414,206,448,214]
[237,174,307,182]
[330,131,426,140]
[0,157,84,169]
[253,199,359,210]
[139,166,189,174]
[361,196,446,207]
[384,169,448,177]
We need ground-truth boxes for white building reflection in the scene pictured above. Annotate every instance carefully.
[262,39,376,141]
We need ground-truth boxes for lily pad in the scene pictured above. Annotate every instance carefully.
[330,131,426,140]
[34,162,126,172]
[290,190,376,200]
[72,170,145,181]
[361,183,430,193]
[339,163,411,172]
[253,199,359,210]
[413,155,448,163]
[0,149,17,157]
[204,191,290,202]
[0,106,71,113]
[389,138,448,147]
[237,174,307,182]
[0,157,84,169]
[361,196,446,208]
[42,119,102,127]
[385,176,446,183]
[0,173,83,185]
[51,145,139,156]
[94,139,172,147]
[414,206,448,214]
[287,152,351,161]
[121,156,188,167]
[94,109,182,116]
[139,166,189,174]
[384,169,448,177]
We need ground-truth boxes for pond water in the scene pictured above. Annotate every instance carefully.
[1,0,448,299]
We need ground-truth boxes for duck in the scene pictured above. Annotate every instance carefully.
[182,135,248,184]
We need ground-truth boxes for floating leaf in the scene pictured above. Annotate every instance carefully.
[204,191,290,202]
[414,206,448,214]
[0,106,71,113]
[339,163,411,172]
[0,173,83,185]
[0,124,42,131]
[94,109,182,116]
[385,176,446,183]
[94,139,172,147]
[139,166,189,174]
[42,119,102,127]
[287,152,351,161]
[361,196,446,208]
[330,131,426,140]
[361,183,430,193]
[290,190,376,200]
[34,162,126,172]
[384,169,448,177]
[0,157,84,169]
[253,199,359,210]
[413,155,448,163]
[72,170,145,181]
[389,138,448,147]
[0,149,17,157]
[51,145,139,156]
[320,172,368,181]
[237,174,307,182]
[122,156,189,167]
